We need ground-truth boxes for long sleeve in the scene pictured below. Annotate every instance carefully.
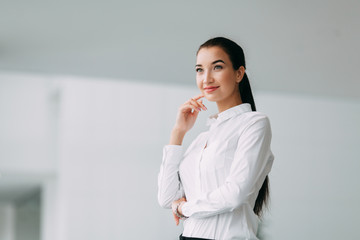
[181,116,274,218]
[157,145,185,208]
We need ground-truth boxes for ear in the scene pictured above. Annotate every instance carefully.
[236,66,245,83]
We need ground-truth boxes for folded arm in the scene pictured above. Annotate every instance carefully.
[181,116,274,218]
[157,145,185,208]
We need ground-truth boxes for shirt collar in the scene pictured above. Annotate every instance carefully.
[206,103,252,127]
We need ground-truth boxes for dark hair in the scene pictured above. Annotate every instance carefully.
[197,37,269,217]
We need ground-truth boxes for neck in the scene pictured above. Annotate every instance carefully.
[216,92,242,113]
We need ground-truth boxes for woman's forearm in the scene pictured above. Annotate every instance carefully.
[169,128,186,145]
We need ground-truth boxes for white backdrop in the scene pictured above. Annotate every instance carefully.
[1,73,360,239]
[56,76,360,239]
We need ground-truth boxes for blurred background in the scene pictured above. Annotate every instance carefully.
[0,0,359,239]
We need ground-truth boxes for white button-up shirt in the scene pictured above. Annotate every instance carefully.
[158,103,274,240]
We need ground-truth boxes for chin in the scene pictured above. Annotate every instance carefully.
[204,94,218,102]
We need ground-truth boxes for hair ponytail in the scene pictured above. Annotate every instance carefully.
[254,176,269,217]
[240,73,269,217]
[239,73,256,111]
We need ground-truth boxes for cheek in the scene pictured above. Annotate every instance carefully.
[196,77,202,90]
[223,73,237,86]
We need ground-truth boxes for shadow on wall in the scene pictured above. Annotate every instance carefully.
[14,189,41,240]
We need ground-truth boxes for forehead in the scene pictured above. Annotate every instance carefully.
[196,46,230,64]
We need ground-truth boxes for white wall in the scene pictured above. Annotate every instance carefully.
[256,92,360,239]
[41,178,59,240]
[56,77,207,240]
[0,73,57,240]
[0,73,57,174]
[56,77,360,239]
[0,73,359,239]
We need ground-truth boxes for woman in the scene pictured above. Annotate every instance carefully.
[158,37,274,240]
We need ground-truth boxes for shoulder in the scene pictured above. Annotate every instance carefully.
[239,111,271,128]
[227,111,272,140]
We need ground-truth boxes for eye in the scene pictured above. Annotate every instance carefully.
[195,68,203,73]
[214,65,223,70]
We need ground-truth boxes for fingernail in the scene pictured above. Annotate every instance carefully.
[198,107,201,111]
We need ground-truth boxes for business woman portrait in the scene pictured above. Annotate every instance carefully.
[158,37,274,240]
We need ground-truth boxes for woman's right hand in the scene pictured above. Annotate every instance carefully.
[171,197,187,226]
[169,94,207,145]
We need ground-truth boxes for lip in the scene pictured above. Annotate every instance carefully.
[204,86,219,93]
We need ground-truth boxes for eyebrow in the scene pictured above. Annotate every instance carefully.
[195,59,225,68]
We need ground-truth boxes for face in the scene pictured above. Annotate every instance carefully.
[195,46,244,104]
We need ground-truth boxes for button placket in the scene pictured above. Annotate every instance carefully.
[198,135,209,193]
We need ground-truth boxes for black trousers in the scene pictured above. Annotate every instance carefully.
[179,234,213,240]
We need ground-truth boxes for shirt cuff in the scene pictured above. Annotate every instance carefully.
[162,145,184,165]
[180,201,193,217]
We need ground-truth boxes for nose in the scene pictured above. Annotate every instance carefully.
[203,71,213,84]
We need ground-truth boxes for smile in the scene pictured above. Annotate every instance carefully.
[204,86,219,93]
